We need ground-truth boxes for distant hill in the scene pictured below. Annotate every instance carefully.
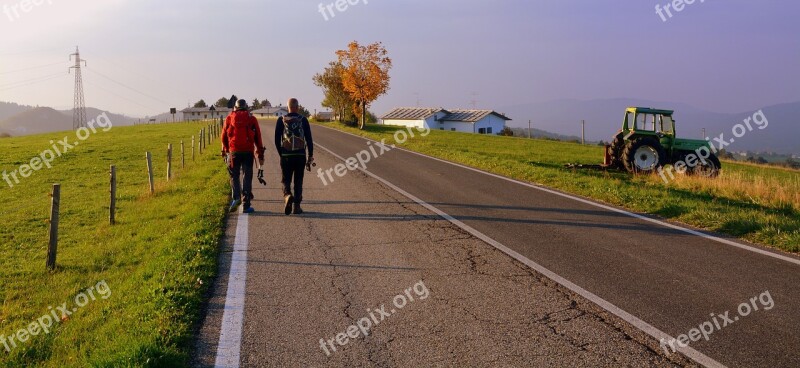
[506,127,584,142]
[0,106,137,135]
[499,99,800,154]
[0,101,34,121]
[0,107,71,135]
[80,108,137,127]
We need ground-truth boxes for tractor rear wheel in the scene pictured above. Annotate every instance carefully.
[622,137,666,174]
[607,135,625,169]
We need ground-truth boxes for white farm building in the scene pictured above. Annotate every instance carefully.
[181,106,232,121]
[252,106,289,118]
[380,107,511,134]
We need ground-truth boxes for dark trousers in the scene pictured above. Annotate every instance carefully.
[280,155,306,203]
[231,152,254,206]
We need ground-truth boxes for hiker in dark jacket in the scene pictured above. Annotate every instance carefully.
[274,98,314,215]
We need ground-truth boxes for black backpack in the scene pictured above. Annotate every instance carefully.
[281,116,306,151]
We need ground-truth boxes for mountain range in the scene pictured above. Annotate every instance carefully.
[498,99,799,154]
[0,102,139,136]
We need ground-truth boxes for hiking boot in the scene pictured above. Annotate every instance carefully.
[229,199,241,213]
[284,194,294,215]
[292,203,303,215]
[243,206,255,214]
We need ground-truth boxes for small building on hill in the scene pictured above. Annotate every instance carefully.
[380,107,511,134]
[315,111,335,122]
[181,106,232,121]
[252,106,289,118]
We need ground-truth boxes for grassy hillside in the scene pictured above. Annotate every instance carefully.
[0,121,229,366]
[317,122,799,253]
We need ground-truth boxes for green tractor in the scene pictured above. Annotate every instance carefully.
[605,107,721,177]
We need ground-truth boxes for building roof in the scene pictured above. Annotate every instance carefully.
[381,107,511,122]
[381,107,447,120]
[441,109,511,122]
[252,106,289,114]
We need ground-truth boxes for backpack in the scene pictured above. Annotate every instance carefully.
[227,111,257,150]
[281,115,306,151]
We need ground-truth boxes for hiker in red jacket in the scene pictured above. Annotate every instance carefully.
[222,99,265,213]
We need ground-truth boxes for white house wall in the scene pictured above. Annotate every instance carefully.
[438,121,473,132]
[382,119,426,129]
[474,115,507,134]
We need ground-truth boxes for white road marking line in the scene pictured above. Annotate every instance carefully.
[316,141,727,368]
[214,211,249,368]
[317,125,800,268]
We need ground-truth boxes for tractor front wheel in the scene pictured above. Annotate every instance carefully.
[622,137,666,174]
[690,153,721,178]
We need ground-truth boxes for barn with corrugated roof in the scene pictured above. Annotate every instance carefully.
[380,107,510,134]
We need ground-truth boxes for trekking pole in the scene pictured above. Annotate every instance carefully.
[256,159,267,186]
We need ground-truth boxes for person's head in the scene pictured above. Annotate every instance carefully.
[287,98,299,113]
[235,99,248,111]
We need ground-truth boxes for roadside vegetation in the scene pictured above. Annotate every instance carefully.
[315,121,800,253]
[0,122,229,366]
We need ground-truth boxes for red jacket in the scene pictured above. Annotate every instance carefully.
[222,111,265,159]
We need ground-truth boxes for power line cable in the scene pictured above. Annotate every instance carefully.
[83,79,159,111]
[84,67,171,105]
[0,61,64,75]
[90,55,193,98]
[0,73,68,91]
[0,47,63,57]
[0,72,67,88]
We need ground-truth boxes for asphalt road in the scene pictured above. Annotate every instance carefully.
[193,121,799,367]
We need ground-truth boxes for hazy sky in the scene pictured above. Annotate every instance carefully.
[1,0,798,119]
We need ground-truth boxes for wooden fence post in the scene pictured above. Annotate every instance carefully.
[46,184,60,271]
[146,152,154,194]
[199,130,204,154]
[181,140,185,168]
[167,144,173,180]
[192,136,195,161]
[110,165,116,225]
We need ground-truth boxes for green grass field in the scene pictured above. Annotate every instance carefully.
[0,121,229,366]
[316,122,800,253]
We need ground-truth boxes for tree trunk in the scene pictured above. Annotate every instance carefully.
[359,101,367,130]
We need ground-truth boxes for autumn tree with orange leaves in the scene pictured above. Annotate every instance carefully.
[336,41,392,130]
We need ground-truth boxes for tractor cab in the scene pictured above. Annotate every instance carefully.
[623,107,675,136]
